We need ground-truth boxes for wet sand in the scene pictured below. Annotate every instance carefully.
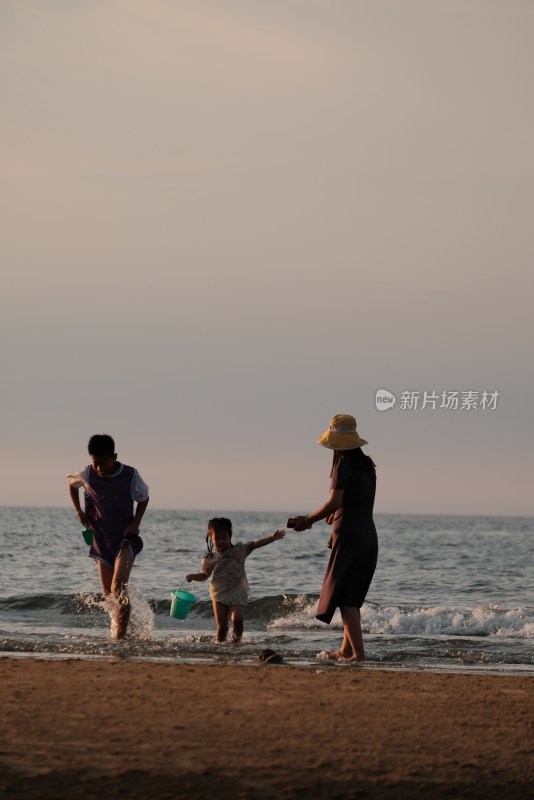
[1,658,532,799]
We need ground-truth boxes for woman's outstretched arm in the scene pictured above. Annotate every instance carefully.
[292,489,344,532]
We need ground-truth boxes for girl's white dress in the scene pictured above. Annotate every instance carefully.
[201,542,254,606]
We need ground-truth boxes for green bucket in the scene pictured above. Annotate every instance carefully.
[170,589,196,620]
[82,527,93,545]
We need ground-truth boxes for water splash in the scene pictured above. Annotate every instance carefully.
[74,583,154,640]
[127,584,154,640]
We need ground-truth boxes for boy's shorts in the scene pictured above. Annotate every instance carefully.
[89,535,144,570]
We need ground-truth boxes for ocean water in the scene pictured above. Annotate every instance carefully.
[1,507,532,674]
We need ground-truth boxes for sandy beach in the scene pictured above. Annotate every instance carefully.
[1,658,532,799]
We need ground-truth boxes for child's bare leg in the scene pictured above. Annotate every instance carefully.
[111,545,134,640]
[230,606,244,643]
[212,601,229,642]
[340,606,365,662]
[97,562,118,634]
[97,561,114,595]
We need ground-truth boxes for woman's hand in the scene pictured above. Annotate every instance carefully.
[326,513,335,526]
[185,574,193,583]
[271,529,286,541]
[292,516,311,532]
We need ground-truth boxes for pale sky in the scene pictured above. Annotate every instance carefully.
[1,0,533,515]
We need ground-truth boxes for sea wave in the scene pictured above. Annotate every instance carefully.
[2,591,533,640]
[0,591,318,621]
[268,599,534,639]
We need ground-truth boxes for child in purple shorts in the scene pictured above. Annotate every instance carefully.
[68,434,149,639]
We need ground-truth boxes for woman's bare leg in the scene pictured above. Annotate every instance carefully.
[325,630,354,660]
[212,601,229,642]
[340,606,365,661]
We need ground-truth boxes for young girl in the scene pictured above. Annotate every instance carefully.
[185,517,285,643]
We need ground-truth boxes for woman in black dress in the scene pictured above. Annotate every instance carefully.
[291,414,378,662]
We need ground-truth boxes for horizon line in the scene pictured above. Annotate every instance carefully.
[0,504,532,520]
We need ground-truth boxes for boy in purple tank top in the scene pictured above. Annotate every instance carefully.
[68,434,149,639]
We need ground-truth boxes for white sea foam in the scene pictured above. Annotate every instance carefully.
[268,602,534,638]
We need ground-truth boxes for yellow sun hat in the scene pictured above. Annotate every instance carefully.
[317,414,368,450]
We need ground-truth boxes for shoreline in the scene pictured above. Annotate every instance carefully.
[2,649,534,678]
[1,657,532,798]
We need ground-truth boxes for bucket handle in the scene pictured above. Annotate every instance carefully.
[171,577,191,598]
